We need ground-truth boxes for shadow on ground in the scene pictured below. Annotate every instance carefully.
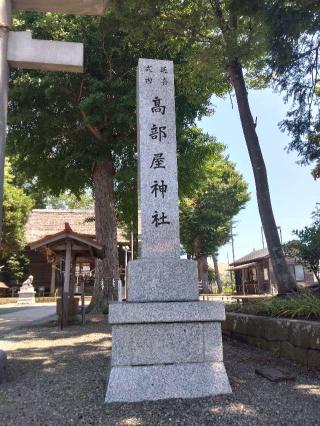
[0,317,319,426]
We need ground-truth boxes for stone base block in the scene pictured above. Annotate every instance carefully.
[109,301,226,324]
[111,322,223,366]
[17,293,36,305]
[106,362,232,403]
[126,258,198,302]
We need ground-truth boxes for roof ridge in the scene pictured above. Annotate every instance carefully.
[231,247,269,266]
[31,209,94,213]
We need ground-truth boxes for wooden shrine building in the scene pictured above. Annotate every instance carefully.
[24,209,130,295]
[229,248,317,295]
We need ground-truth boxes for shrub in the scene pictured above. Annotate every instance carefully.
[226,291,320,320]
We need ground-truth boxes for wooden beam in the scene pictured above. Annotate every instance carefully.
[50,263,56,296]
[8,31,83,73]
[62,239,72,327]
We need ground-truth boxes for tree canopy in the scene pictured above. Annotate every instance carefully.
[1,161,33,281]
[8,8,215,197]
[284,205,320,285]
[179,128,249,257]
[263,0,320,179]
[45,191,94,209]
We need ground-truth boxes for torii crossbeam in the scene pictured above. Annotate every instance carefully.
[0,0,109,238]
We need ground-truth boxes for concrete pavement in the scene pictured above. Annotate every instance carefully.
[0,303,57,335]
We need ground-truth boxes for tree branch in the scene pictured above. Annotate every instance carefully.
[79,109,104,142]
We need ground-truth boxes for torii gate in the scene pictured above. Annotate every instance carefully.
[0,0,109,238]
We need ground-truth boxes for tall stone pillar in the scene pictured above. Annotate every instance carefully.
[106,59,231,403]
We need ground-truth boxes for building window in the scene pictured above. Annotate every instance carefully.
[294,265,305,281]
[263,268,269,281]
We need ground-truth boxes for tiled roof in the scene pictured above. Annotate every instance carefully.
[230,248,269,266]
[25,209,127,244]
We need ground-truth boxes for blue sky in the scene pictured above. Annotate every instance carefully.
[198,89,319,264]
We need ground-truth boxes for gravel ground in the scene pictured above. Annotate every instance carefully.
[0,316,319,426]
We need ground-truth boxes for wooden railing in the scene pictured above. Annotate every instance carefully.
[199,294,272,303]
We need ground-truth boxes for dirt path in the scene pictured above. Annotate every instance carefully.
[0,317,319,425]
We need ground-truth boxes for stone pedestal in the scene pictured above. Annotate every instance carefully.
[106,261,231,403]
[17,286,36,304]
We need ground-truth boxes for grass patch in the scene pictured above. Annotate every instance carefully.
[225,291,320,320]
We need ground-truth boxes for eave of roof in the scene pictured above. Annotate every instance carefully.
[230,248,269,267]
[29,228,105,259]
[227,262,258,271]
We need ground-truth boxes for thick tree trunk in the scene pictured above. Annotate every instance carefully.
[88,159,119,313]
[227,61,297,294]
[213,254,223,293]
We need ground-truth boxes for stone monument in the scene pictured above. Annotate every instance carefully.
[105,59,231,402]
[18,275,36,305]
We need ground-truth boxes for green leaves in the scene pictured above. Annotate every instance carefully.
[178,128,249,256]
[227,291,320,320]
[2,161,34,281]
[263,0,320,178]
[283,206,320,284]
[8,5,216,206]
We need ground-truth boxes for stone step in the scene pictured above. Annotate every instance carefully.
[105,362,232,403]
[109,301,226,324]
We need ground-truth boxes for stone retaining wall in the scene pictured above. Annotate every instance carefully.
[222,313,320,369]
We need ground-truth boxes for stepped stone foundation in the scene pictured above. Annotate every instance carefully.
[106,261,231,403]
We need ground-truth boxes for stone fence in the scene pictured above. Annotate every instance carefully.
[222,313,320,369]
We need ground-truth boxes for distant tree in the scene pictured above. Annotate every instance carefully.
[284,205,320,285]
[1,161,33,282]
[212,254,223,293]
[178,129,249,290]
[45,191,94,210]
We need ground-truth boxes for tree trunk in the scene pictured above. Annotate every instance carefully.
[192,238,210,293]
[213,254,223,293]
[313,271,320,286]
[88,159,119,313]
[227,61,297,294]
[197,254,211,293]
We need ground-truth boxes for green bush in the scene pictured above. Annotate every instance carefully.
[226,291,320,320]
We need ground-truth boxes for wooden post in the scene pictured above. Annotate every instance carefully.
[62,239,72,327]
[81,281,85,325]
[50,264,56,296]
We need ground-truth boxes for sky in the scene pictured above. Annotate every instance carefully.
[198,89,319,265]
